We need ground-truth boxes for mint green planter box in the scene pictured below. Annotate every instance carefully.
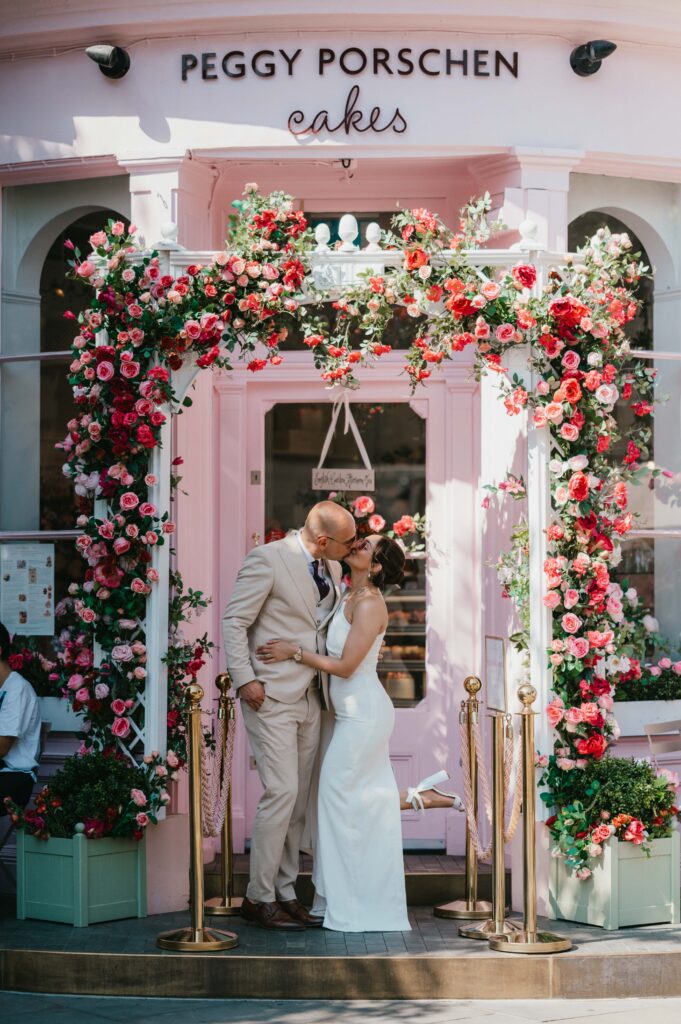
[549,830,680,930]
[16,831,147,926]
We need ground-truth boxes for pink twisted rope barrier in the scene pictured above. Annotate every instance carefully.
[201,712,236,838]
[459,713,523,861]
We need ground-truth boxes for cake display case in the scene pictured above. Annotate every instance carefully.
[380,554,426,706]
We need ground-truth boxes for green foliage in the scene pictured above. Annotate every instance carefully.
[7,749,170,840]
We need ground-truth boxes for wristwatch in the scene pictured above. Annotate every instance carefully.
[293,646,304,663]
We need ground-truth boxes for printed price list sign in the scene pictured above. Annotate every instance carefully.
[0,543,55,635]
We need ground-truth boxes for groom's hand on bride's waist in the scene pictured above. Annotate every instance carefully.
[239,680,266,711]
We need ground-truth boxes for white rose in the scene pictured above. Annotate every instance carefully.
[643,615,660,633]
[568,455,588,472]
[549,459,566,476]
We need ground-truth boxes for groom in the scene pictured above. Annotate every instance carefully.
[222,500,356,930]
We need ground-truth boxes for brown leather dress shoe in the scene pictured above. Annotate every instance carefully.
[278,898,325,928]
[240,897,305,930]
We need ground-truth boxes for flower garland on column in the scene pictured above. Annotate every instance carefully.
[53,187,675,867]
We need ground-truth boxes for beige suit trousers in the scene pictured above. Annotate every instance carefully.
[241,687,321,903]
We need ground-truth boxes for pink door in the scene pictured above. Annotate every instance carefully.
[218,361,478,853]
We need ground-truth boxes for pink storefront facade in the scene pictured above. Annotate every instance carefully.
[2,2,681,902]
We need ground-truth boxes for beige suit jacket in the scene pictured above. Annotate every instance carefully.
[221,533,342,706]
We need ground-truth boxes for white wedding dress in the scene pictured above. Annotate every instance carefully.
[311,602,411,932]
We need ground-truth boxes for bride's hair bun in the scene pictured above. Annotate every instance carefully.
[372,537,406,591]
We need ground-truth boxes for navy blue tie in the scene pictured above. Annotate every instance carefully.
[311,559,330,602]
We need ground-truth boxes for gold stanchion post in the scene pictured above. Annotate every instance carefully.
[435,676,492,920]
[459,710,522,940]
[205,672,243,917]
[489,684,571,954]
[157,683,239,951]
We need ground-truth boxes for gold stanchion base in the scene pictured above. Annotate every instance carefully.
[434,899,493,920]
[204,896,244,917]
[157,926,239,951]
[459,917,523,941]
[488,930,572,954]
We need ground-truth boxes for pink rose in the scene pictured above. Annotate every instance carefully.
[480,281,501,301]
[623,819,646,845]
[561,350,580,371]
[560,423,580,442]
[495,323,515,344]
[564,706,583,731]
[78,607,96,623]
[75,687,90,703]
[95,683,110,699]
[352,495,375,517]
[567,636,590,659]
[162,522,176,534]
[185,320,202,340]
[575,867,592,880]
[130,578,148,594]
[146,568,159,582]
[561,613,582,634]
[546,700,565,727]
[111,698,128,716]
[543,591,561,609]
[135,812,150,827]
[564,589,579,609]
[368,514,386,532]
[673,662,681,675]
[67,673,84,690]
[111,716,131,739]
[166,750,179,768]
[130,788,147,807]
[77,260,96,278]
[139,503,157,517]
[120,361,140,379]
[659,657,672,670]
[113,538,131,555]
[96,361,114,382]
[133,667,146,680]
[111,644,133,662]
[111,221,126,236]
[120,492,140,511]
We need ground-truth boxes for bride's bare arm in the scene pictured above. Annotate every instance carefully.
[257,594,387,678]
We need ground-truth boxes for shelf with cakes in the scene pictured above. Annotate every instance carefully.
[380,555,426,707]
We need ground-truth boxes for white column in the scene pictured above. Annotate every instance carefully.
[119,155,217,249]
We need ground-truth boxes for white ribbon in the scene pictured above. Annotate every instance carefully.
[316,390,373,474]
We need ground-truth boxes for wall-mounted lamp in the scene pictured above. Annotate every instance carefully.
[570,40,617,77]
[85,44,131,79]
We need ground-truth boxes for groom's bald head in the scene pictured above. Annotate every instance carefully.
[303,501,356,559]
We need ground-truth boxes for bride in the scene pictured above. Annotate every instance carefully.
[257,533,463,933]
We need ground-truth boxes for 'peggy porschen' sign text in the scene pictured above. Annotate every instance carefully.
[180,45,519,136]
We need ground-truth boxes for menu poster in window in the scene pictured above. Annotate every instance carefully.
[484,635,507,713]
[0,544,55,636]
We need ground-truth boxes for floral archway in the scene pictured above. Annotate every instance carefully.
[37,184,677,871]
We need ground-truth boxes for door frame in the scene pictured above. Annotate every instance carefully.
[213,355,480,852]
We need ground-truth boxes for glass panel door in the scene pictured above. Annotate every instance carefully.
[264,400,427,706]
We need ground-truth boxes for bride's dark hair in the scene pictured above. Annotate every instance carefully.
[371,536,406,591]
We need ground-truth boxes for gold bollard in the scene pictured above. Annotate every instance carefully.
[205,672,243,917]
[489,684,571,954]
[157,682,239,951]
[434,676,492,920]
[459,710,523,940]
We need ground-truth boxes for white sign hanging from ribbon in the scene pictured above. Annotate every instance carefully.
[311,391,375,492]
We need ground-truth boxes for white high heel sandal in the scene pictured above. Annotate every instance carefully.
[405,769,465,813]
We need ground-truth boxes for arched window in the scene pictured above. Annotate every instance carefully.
[0,209,124,677]
[39,210,125,530]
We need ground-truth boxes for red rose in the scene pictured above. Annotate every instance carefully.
[568,472,589,502]
[135,425,157,449]
[8,653,24,671]
[511,264,537,289]
[405,248,428,271]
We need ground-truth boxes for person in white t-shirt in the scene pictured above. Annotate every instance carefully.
[0,622,41,816]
